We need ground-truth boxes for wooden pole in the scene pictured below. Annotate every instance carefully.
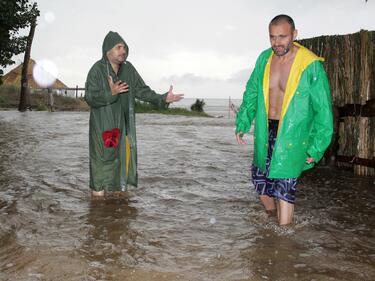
[48,88,54,112]
[228,96,231,119]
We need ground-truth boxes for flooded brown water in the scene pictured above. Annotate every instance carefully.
[0,110,374,281]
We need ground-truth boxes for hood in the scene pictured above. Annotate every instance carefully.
[102,31,129,61]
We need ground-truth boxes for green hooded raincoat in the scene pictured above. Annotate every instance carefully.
[85,31,168,191]
[236,43,333,179]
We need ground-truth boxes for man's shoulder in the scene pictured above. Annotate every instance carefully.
[255,48,273,65]
[295,42,324,65]
[88,60,105,75]
[258,48,272,60]
[120,61,140,77]
[280,42,325,77]
[259,48,273,58]
[123,61,136,71]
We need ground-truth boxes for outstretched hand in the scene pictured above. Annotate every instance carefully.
[306,157,315,164]
[166,85,184,103]
[236,132,246,145]
[108,76,129,96]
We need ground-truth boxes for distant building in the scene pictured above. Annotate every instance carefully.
[2,58,76,97]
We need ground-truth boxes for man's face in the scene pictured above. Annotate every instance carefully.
[269,21,297,57]
[106,42,127,64]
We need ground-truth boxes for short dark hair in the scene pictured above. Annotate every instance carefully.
[270,14,295,30]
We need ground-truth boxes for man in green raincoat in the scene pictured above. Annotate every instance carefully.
[236,15,333,225]
[85,31,183,198]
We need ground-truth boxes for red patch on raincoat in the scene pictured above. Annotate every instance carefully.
[102,128,120,148]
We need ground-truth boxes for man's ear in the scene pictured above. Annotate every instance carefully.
[293,29,298,41]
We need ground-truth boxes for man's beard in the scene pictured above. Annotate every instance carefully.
[272,44,291,57]
[116,55,126,64]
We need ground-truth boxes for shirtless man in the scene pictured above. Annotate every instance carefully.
[235,15,333,225]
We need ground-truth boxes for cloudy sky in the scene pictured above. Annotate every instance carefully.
[4,0,375,99]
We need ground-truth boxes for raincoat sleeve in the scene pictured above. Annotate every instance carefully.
[306,61,333,162]
[235,65,259,134]
[85,67,119,108]
[131,64,168,110]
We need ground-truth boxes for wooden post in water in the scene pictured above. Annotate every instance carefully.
[228,96,231,119]
[48,88,54,112]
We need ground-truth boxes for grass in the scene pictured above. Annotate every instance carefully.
[135,100,212,117]
[0,85,90,111]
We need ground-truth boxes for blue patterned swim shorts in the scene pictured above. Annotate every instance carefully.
[251,119,298,204]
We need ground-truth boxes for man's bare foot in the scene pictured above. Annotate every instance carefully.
[266,209,277,217]
[111,191,128,199]
[279,222,294,227]
[91,190,105,199]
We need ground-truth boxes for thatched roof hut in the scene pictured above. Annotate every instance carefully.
[2,58,68,89]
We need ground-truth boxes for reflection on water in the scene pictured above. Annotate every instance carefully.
[80,197,140,279]
[0,110,374,281]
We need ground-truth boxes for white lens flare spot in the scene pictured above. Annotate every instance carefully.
[33,59,58,88]
[44,11,56,23]
[209,217,216,224]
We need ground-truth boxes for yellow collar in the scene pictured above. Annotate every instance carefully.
[263,42,324,128]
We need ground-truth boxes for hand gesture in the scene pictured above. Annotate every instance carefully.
[306,157,315,164]
[236,132,246,145]
[108,76,129,96]
[166,85,184,103]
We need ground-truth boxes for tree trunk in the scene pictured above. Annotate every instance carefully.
[18,17,37,112]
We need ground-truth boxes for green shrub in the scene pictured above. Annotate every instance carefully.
[190,99,205,112]
[134,99,210,117]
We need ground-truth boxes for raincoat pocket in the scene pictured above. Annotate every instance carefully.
[292,88,311,114]
[101,128,120,161]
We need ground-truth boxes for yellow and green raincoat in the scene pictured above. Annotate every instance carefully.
[236,43,333,178]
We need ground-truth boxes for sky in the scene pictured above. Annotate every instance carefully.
[4,0,375,99]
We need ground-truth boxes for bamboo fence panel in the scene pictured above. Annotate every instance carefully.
[299,30,374,176]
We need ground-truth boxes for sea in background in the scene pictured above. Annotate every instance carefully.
[170,98,242,118]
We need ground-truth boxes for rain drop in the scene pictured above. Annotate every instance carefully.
[33,59,58,88]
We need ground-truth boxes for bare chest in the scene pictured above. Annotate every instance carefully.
[269,58,294,93]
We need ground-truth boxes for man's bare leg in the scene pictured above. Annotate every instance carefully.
[91,190,105,198]
[259,195,277,216]
[278,200,294,225]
